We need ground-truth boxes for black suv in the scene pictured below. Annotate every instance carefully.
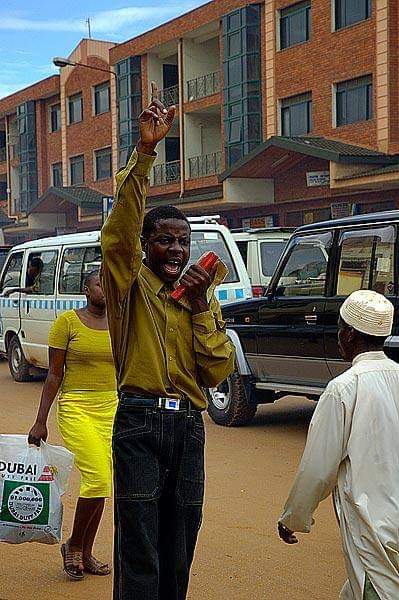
[207,210,399,426]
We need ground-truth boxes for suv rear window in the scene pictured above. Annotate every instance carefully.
[190,231,238,283]
[260,241,286,277]
[337,225,395,296]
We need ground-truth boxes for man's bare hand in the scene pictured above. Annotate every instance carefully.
[278,522,298,545]
[137,82,175,155]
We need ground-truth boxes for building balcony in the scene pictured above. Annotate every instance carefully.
[0,147,6,162]
[188,151,222,179]
[153,160,181,186]
[159,85,179,107]
[187,72,220,102]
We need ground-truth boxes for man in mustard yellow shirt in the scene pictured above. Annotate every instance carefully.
[101,87,235,600]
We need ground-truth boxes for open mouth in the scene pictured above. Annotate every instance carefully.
[162,260,182,277]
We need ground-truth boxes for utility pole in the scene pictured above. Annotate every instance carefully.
[86,18,92,39]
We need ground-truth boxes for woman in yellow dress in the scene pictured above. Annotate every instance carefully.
[28,270,117,580]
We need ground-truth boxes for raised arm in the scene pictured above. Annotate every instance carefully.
[101,83,175,310]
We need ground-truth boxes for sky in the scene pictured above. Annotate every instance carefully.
[0,0,204,100]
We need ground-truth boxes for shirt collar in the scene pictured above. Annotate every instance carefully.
[352,351,387,365]
[140,263,165,296]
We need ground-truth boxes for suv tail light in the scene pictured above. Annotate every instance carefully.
[251,285,266,297]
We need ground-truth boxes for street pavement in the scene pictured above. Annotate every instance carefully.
[0,362,346,599]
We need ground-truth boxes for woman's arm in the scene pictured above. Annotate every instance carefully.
[28,347,66,446]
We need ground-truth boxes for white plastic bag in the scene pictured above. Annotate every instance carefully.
[0,434,74,545]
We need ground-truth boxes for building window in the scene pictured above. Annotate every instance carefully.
[94,82,110,115]
[335,75,372,127]
[222,5,262,167]
[68,93,83,124]
[335,0,371,30]
[281,92,312,135]
[280,1,311,49]
[95,147,112,180]
[50,103,61,132]
[70,155,84,185]
[116,57,142,168]
[52,162,63,187]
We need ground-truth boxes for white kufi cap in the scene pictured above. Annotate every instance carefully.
[340,290,394,337]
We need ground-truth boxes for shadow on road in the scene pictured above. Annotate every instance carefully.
[248,397,316,430]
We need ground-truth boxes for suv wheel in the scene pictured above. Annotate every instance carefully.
[8,336,32,382]
[207,366,257,426]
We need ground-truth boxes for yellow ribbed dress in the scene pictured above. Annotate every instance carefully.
[48,310,117,498]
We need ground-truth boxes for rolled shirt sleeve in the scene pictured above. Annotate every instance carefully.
[192,298,235,388]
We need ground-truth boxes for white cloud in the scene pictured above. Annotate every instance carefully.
[0,3,199,33]
[0,81,33,99]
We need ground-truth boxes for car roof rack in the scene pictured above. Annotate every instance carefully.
[230,226,294,233]
[188,215,221,224]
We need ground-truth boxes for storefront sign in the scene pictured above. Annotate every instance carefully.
[242,215,275,229]
[331,203,353,219]
[306,171,330,187]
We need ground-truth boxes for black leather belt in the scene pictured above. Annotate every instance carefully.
[119,392,194,411]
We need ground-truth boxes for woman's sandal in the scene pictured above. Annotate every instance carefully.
[83,556,111,576]
[61,542,84,580]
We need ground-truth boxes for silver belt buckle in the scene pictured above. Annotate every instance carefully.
[163,397,180,411]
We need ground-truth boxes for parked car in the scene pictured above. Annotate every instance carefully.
[208,210,399,426]
[0,218,251,381]
[232,228,292,297]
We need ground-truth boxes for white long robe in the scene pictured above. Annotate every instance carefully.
[280,351,399,599]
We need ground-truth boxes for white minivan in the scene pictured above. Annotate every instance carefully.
[0,219,251,381]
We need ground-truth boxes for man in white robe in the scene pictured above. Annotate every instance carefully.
[278,290,399,600]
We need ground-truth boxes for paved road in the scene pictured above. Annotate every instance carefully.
[0,362,346,600]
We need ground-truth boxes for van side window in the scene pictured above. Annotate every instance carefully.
[0,252,23,291]
[26,251,58,295]
[337,226,395,296]
[275,232,332,297]
[59,246,102,294]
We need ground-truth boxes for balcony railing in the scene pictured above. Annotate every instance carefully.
[0,147,6,162]
[159,85,179,106]
[153,160,181,186]
[188,151,222,179]
[187,71,220,102]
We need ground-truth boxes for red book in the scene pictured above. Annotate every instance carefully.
[171,251,219,301]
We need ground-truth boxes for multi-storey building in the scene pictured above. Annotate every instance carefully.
[0,38,115,244]
[1,0,399,241]
[110,0,399,229]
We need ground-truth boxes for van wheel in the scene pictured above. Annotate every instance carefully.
[206,366,257,427]
[8,336,32,382]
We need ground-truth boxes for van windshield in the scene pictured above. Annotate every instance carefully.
[261,241,287,277]
[190,231,239,283]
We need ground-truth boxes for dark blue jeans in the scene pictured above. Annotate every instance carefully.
[112,399,205,600]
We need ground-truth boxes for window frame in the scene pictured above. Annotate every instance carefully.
[49,103,61,133]
[0,251,23,291]
[69,154,85,186]
[58,245,102,295]
[334,0,371,31]
[51,162,63,187]
[94,146,112,181]
[334,224,396,297]
[272,232,333,298]
[68,92,83,125]
[25,249,59,296]
[279,0,311,51]
[280,92,312,136]
[334,75,373,127]
[93,81,110,116]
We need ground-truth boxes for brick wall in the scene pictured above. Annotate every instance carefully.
[64,55,113,195]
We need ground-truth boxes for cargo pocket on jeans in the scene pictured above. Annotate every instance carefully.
[176,413,205,506]
[113,407,160,501]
